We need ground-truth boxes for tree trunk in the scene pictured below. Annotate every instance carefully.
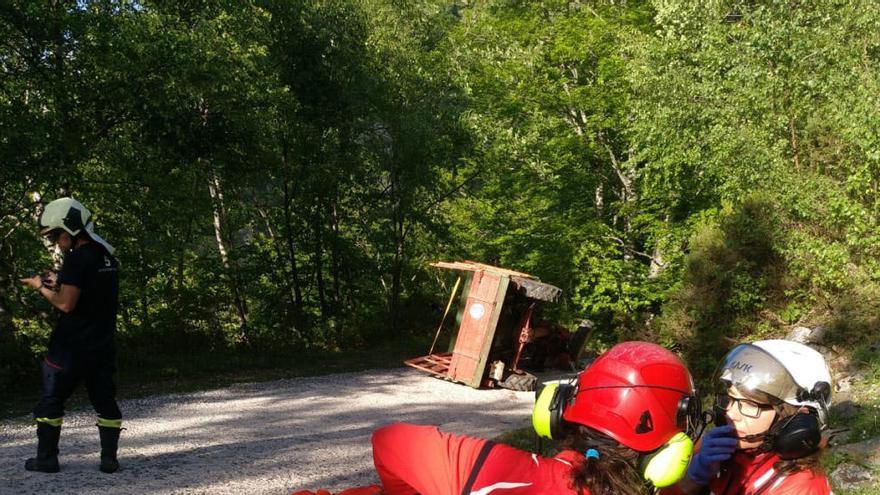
[25,192,63,267]
[600,140,638,261]
[281,154,304,319]
[328,195,341,305]
[136,239,151,333]
[648,244,665,279]
[649,215,670,279]
[389,169,405,333]
[50,0,70,175]
[257,206,297,317]
[0,259,16,334]
[789,115,801,172]
[312,199,327,320]
[206,165,249,343]
[390,219,404,333]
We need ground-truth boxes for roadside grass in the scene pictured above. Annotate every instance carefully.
[823,449,880,495]
[824,348,880,495]
[493,427,556,456]
[840,346,880,442]
[834,484,880,495]
[0,335,430,421]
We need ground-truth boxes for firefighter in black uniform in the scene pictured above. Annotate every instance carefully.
[19,197,122,474]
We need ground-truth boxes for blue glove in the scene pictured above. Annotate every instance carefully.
[686,425,738,486]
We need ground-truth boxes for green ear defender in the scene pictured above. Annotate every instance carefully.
[640,432,694,487]
[532,380,573,440]
[533,380,694,488]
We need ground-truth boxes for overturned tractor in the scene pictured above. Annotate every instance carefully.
[405,261,591,391]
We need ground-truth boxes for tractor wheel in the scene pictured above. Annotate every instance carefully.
[498,372,537,392]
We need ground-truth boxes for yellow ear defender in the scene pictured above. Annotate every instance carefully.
[640,432,694,487]
[532,380,573,440]
[532,380,695,488]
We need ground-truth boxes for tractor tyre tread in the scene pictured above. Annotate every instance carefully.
[498,372,537,392]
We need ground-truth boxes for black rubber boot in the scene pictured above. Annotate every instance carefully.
[24,422,61,473]
[98,425,120,473]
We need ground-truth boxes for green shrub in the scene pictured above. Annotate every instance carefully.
[655,195,781,384]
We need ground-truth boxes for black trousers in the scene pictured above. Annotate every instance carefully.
[33,347,121,421]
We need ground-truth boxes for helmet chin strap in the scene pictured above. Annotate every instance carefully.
[734,430,780,456]
[735,409,793,450]
[737,431,770,443]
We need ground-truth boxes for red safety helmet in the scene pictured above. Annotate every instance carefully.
[562,341,697,452]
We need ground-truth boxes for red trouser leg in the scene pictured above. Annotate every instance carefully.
[371,423,489,495]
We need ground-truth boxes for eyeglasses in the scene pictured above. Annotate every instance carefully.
[716,394,774,419]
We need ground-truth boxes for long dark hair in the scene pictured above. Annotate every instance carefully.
[557,423,647,495]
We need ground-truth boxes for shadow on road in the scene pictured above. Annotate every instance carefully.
[0,368,537,495]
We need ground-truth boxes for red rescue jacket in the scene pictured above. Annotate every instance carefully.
[372,423,590,495]
[470,445,589,495]
[662,450,831,495]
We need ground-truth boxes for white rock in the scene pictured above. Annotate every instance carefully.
[831,462,874,490]
[787,325,826,344]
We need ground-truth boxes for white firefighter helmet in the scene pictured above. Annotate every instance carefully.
[716,339,832,426]
[39,197,92,236]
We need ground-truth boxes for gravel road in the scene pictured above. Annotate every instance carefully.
[0,368,537,495]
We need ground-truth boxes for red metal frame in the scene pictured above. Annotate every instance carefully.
[404,352,453,375]
[406,260,553,388]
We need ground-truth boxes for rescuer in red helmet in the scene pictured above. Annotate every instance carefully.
[293,341,701,495]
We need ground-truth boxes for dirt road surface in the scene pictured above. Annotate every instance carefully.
[1,368,536,495]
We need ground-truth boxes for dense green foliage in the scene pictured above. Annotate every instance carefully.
[2,0,879,416]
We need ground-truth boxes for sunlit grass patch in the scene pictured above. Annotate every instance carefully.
[494,426,557,456]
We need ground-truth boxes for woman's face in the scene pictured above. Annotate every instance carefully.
[725,387,777,449]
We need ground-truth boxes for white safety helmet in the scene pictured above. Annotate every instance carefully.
[39,197,92,237]
[38,197,116,255]
[715,339,833,426]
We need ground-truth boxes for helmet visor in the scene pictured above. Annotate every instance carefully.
[714,344,802,404]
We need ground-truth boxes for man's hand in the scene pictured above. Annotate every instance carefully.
[20,272,57,290]
[19,275,42,290]
[19,273,80,313]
